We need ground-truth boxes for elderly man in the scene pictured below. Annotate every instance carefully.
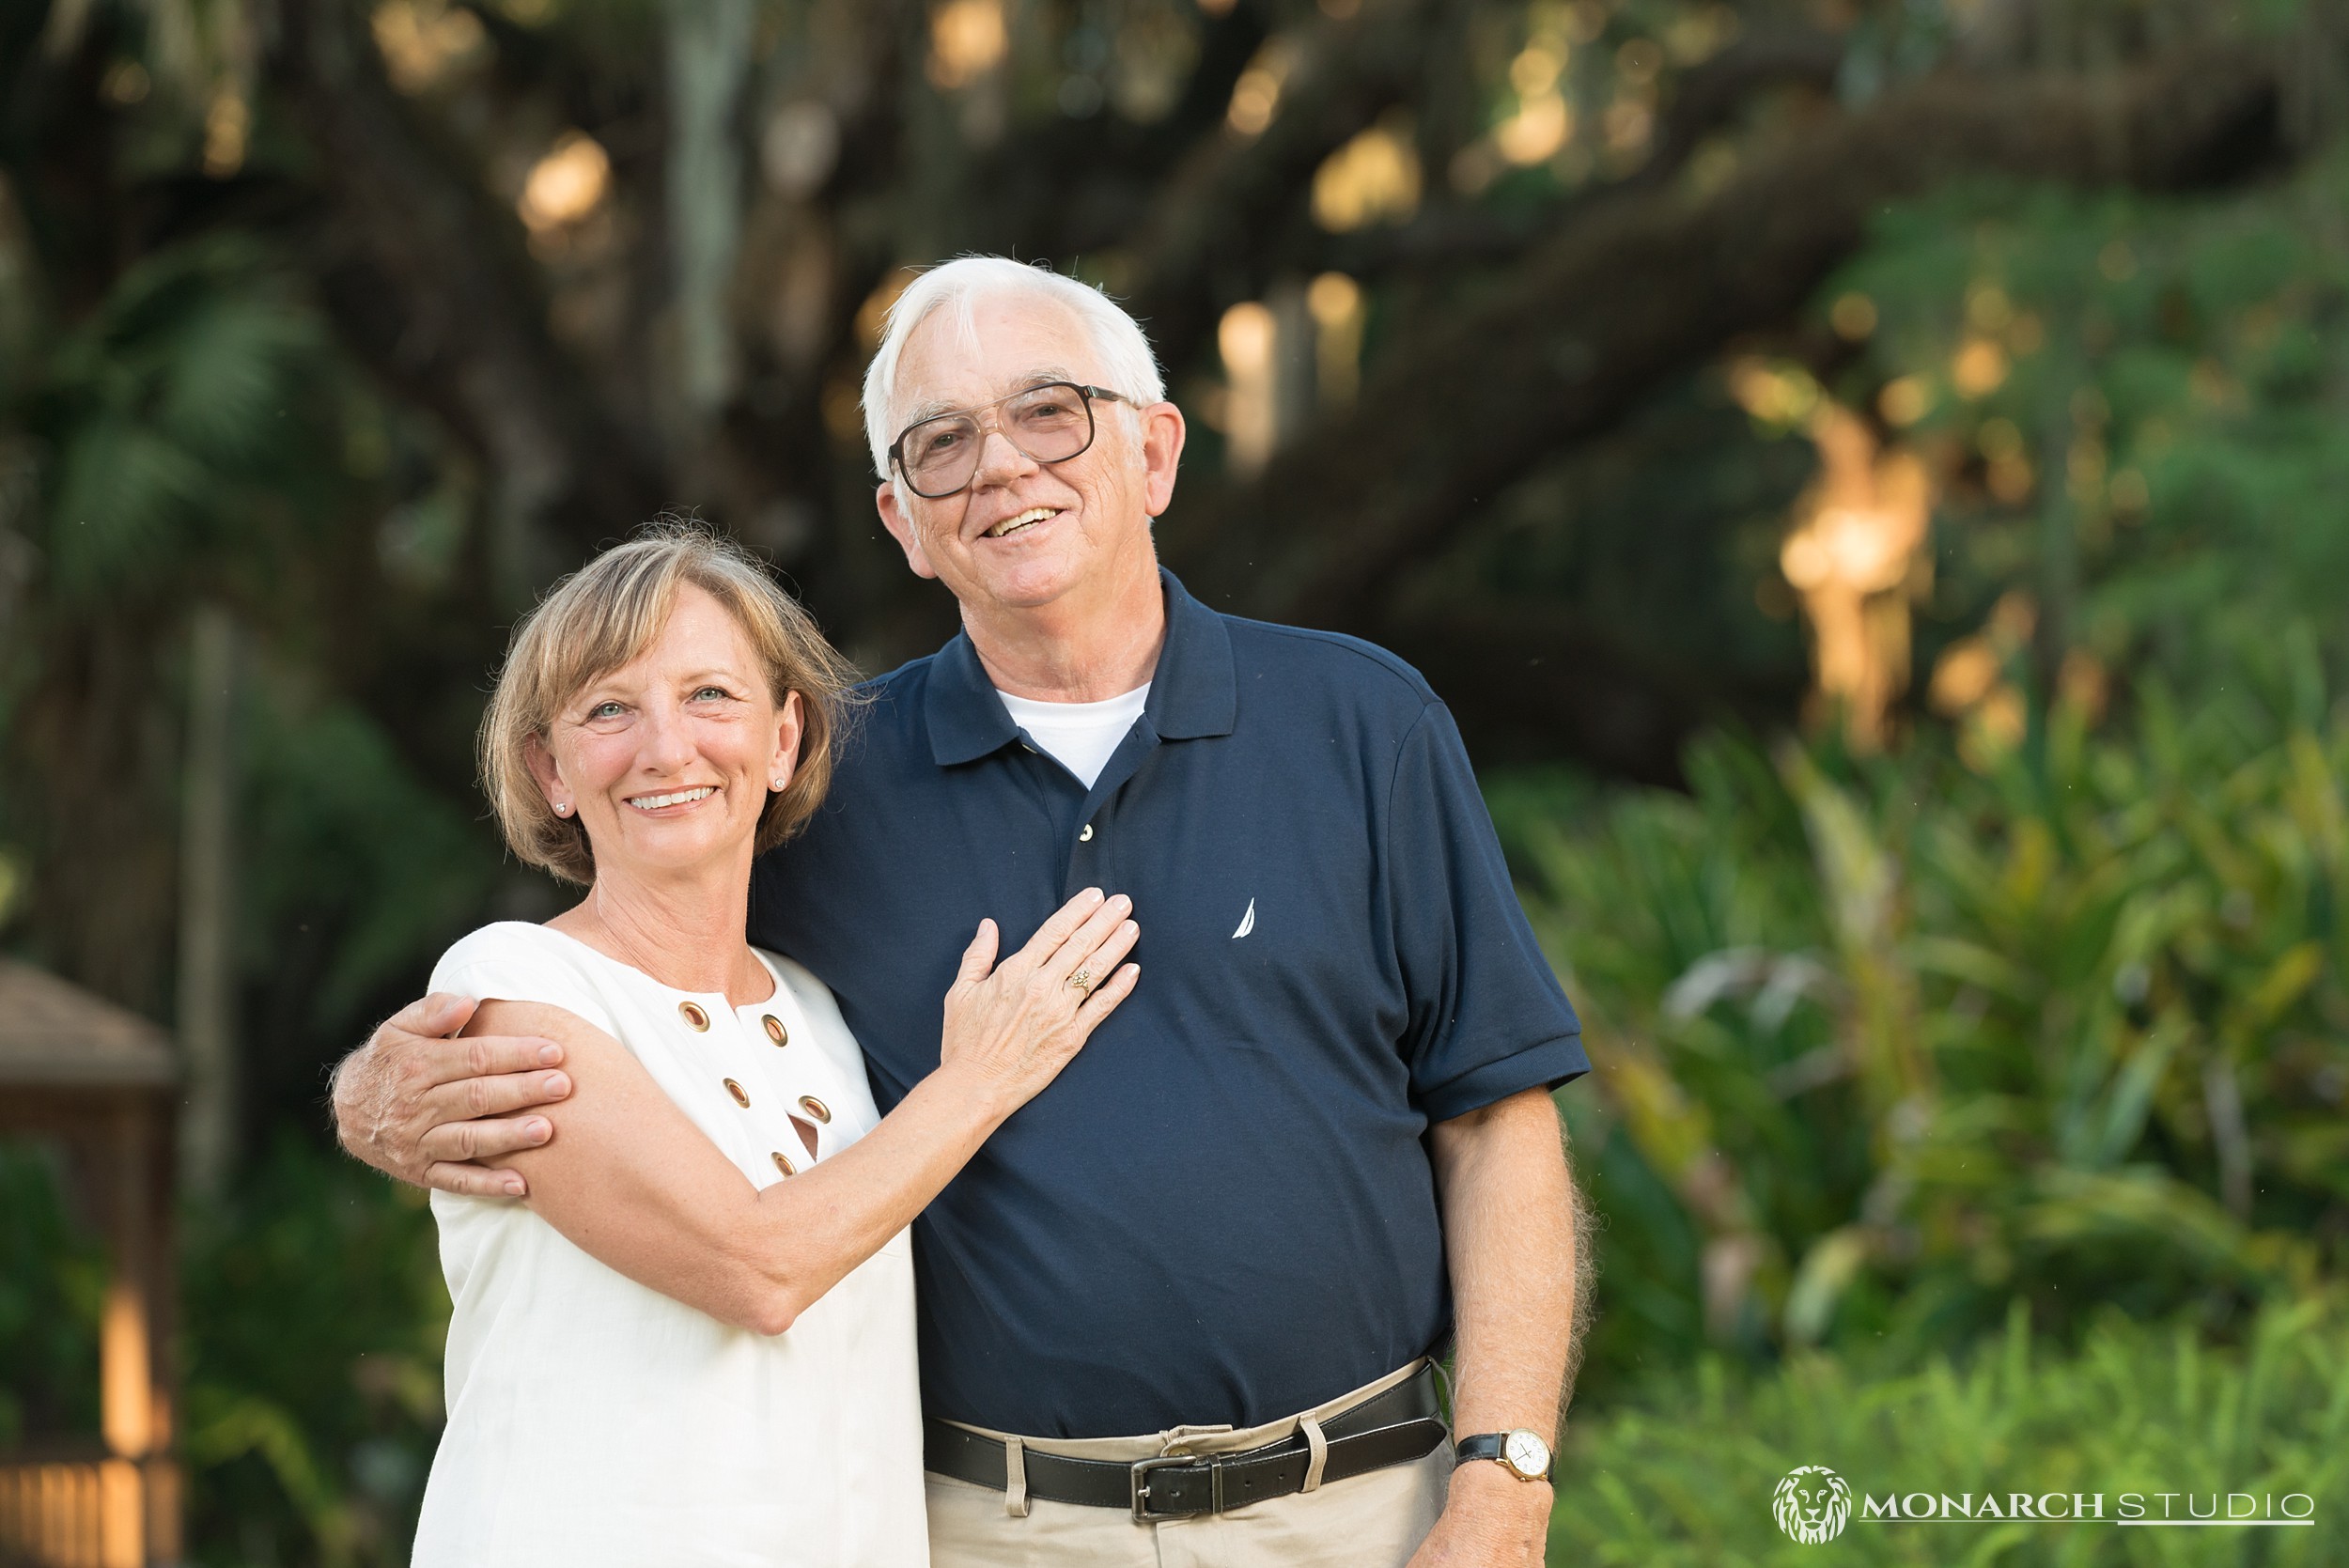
[334,256,1589,1567]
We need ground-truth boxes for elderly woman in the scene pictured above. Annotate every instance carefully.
[408,526,1138,1567]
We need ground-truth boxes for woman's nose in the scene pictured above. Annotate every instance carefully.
[637,702,698,768]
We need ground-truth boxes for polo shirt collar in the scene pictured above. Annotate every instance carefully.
[1145,568,1237,741]
[924,567,1236,767]
[922,629,1018,767]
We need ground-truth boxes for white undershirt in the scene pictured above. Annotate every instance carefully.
[996,684,1151,788]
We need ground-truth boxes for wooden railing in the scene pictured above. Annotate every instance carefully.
[0,1457,179,1568]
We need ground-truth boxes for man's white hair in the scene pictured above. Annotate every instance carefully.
[860,256,1166,480]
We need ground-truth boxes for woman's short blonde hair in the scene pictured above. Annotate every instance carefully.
[480,521,859,885]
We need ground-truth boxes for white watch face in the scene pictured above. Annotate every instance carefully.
[1502,1430,1551,1478]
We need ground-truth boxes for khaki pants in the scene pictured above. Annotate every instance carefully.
[925,1361,1452,1568]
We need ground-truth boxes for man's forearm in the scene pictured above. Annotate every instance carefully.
[1408,1087,1579,1564]
[1431,1086,1579,1442]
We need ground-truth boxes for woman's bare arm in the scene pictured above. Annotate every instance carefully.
[470,999,987,1333]
[466,891,1139,1334]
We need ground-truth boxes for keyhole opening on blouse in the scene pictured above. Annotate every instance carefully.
[789,1114,820,1158]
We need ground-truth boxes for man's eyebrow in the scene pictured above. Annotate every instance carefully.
[897,368,1083,429]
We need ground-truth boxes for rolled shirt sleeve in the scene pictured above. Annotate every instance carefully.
[1385,700,1590,1123]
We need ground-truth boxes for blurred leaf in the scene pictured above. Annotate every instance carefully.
[1503,646,2349,1389]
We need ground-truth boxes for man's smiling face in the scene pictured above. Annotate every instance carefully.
[874,292,1173,617]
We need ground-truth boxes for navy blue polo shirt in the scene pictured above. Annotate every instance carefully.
[747,569,1587,1438]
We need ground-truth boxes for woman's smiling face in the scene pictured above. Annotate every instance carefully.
[532,583,802,882]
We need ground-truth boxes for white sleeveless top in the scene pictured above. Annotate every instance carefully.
[410,923,926,1568]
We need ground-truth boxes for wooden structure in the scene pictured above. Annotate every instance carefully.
[0,963,180,1568]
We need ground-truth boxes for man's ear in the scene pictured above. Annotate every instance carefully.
[875,481,939,580]
[1139,402,1188,520]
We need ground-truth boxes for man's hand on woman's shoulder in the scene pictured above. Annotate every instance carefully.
[332,992,575,1198]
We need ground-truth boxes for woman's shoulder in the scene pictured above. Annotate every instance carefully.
[429,923,622,1037]
[432,921,584,981]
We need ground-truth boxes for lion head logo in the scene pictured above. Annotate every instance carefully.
[1773,1465,1852,1544]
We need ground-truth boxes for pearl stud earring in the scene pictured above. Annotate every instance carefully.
[554,801,572,816]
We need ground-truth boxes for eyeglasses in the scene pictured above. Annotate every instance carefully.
[888,381,1131,499]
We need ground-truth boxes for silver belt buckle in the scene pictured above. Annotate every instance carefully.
[1130,1452,1206,1521]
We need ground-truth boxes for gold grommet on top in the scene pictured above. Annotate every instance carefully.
[679,1001,710,1032]
[723,1079,750,1109]
[763,1015,788,1047]
[770,1150,796,1177]
[798,1094,831,1125]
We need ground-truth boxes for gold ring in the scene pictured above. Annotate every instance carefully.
[1067,968,1094,995]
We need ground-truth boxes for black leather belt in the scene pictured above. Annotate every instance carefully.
[923,1364,1448,1521]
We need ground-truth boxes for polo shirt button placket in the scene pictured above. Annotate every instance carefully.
[1066,805,1109,902]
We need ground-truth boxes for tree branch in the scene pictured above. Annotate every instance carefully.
[1116,0,1452,375]
[1163,47,2284,629]
[1320,26,1849,278]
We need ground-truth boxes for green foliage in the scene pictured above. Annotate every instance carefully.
[15,235,331,607]
[1820,152,2349,681]
[0,1141,103,1446]
[0,1135,450,1566]
[0,200,504,1087]
[179,1136,449,1568]
[1548,1295,2349,1566]
[237,683,502,1043]
[1499,651,2349,1395]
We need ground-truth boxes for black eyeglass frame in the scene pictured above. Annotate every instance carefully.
[887,381,1134,499]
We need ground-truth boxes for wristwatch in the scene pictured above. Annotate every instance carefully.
[1454,1428,1553,1483]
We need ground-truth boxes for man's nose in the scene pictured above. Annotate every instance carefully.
[970,425,1037,488]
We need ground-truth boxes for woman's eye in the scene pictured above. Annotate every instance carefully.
[692,686,731,702]
[588,701,626,720]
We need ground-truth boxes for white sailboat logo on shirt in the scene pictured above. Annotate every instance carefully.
[1232,898,1255,939]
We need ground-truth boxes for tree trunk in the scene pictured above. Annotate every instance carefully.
[176,604,238,1199]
